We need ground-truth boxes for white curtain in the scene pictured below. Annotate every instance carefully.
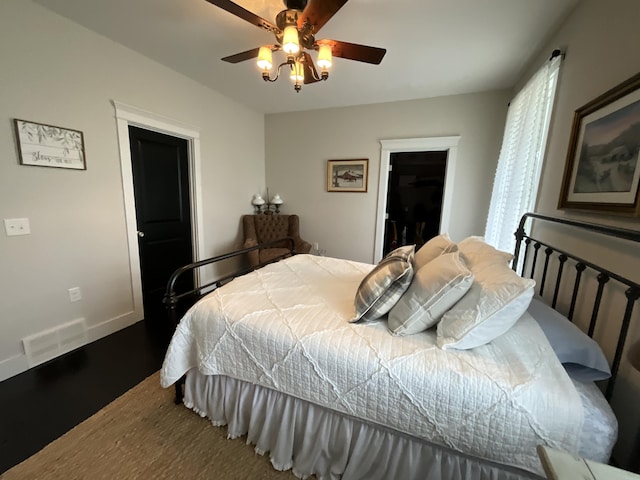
[484,55,562,253]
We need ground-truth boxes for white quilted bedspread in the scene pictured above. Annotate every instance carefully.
[160,254,583,475]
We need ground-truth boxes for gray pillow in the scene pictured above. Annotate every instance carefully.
[351,246,415,323]
[388,252,473,335]
[527,297,611,382]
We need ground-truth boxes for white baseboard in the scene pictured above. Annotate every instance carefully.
[86,310,141,344]
[0,354,29,383]
[0,311,143,383]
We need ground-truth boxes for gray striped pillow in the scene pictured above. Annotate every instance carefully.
[351,245,415,323]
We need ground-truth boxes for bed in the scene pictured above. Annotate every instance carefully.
[160,213,640,479]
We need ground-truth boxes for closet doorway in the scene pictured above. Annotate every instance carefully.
[113,101,205,339]
[128,126,194,333]
[374,136,460,263]
[383,151,447,256]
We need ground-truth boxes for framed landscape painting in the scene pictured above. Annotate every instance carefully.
[558,72,640,216]
[327,159,368,192]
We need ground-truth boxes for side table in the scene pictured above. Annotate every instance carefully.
[537,446,640,480]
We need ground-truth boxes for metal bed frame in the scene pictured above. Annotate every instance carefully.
[163,236,296,403]
[164,213,640,404]
[513,212,640,400]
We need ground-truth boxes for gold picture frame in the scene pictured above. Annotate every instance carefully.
[327,159,368,192]
[558,72,640,216]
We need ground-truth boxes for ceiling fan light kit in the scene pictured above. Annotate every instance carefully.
[209,0,386,93]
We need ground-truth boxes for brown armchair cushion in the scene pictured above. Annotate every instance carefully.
[243,214,312,268]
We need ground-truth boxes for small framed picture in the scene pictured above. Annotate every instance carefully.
[558,72,640,216]
[327,159,368,192]
[14,119,86,170]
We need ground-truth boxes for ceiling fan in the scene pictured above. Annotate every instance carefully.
[205,0,387,92]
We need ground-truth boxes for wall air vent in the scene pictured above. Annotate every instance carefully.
[22,318,88,368]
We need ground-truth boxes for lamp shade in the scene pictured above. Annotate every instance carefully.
[257,47,273,71]
[317,44,332,70]
[251,194,265,206]
[282,26,300,55]
[290,61,303,82]
[271,194,283,205]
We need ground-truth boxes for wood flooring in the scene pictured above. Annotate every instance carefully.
[0,320,168,474]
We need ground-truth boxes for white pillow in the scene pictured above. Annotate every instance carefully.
[414,233,458,270]
[388,251,474,336]
[436,258,535,350]
[458,236,513,266]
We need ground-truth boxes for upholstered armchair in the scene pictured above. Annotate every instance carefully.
[243,214,312,268]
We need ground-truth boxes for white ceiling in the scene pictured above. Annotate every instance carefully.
[33,0,579,114]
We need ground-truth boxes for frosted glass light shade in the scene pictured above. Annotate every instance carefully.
[290,61,303,82]
[271,194,283,205]
[282,26,300,55]
[251,194,265,206]
[257,47,273,71]
[317,44,332,70]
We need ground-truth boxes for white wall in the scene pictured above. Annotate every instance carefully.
[8,0,637,467]
[0,0,265,381]
[517,0,640,470]
[265,91,510,263]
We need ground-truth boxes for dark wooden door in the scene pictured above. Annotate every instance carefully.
[129,126,194,335]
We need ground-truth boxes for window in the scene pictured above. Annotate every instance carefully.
[484,55,562,254]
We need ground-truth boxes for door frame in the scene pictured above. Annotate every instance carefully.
[113,101,204,320]
[374,136,460,263]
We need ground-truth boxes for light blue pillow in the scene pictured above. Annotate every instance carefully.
[527,297,611,382]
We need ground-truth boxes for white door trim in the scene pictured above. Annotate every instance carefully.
[374,136,461,263]
[112,101,204,319]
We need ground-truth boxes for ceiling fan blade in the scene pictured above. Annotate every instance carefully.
[221,47,261,63]
[302,52,321,84]
[297,0,348,34]
[321,40,386,65]
[222,45,281,63]
[204,0,279,34]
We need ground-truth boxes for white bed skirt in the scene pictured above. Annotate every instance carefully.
[183,369,542,480]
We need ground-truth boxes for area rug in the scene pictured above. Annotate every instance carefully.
[1,372,297,479]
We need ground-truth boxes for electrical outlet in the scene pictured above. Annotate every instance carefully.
[4,218,31,236]
[68,287,82,302]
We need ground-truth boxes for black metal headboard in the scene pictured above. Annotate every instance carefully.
[512,212,640,400]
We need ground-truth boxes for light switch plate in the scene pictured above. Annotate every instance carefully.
[4,218,31,236]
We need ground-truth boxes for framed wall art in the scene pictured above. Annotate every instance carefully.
[327,159,368,192]
[558,71,640,216]
[14,119,86,170]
